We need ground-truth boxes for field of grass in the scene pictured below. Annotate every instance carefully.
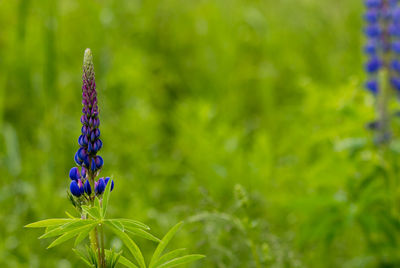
[3,0,400,267]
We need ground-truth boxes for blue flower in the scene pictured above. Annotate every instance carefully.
[84,180,92,195]
[392,41,400,53]
[365,57,381,73]
[391,77,400,91]
[95,178,106,195]
[365,24,381,38]
[392,59,400,72]
[74,152,83,165]
[69,167,80,181]
[365,80,379,94]
[105,177,114,191]
[95,156,103,169]
[70,179,84,197]
[91,158,96,172]
[365,0,382,8]
[365,41,378,54]
[364,10,379,23]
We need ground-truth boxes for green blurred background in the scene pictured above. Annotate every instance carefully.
[3,0,399,267]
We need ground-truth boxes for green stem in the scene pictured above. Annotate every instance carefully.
[100,223,106,267]
[88,171,104,267]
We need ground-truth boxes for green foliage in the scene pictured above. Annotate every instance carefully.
[3,0,399,267]
[26,177,203,268]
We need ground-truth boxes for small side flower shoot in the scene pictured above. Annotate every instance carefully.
[25,49,204,268]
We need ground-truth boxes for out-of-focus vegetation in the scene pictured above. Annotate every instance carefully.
[2,0,399,267]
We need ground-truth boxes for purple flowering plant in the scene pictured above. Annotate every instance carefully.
[25,49,204,268]
[363,0,400,143]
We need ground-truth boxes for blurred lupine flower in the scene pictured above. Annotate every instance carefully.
[364,0,400,93]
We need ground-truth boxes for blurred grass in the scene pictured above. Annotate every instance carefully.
[2,0,400,267]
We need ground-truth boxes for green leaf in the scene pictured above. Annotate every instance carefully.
[125,226,160,242]
[106,222,146,268]
[40,220,96,239]
[151,249,187,268]
[72,248,93,267]
[65,211,77,219]
[117,254,139,268]
[105,249,123,268]
[105,219,124,232]
[74,226,93,246]
[157,255,205,268]
[86,245,98,267]
[116,219,150,230]
[25,218,75,228]
[82,205,101,219]
[102,178,112,217]
[47,223,97,249]
[149,222,183,268]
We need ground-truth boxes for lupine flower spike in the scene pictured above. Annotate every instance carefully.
[69,48,114,199]
[25,49,204,268]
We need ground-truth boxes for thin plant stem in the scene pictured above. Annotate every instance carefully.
[100,223,106,267]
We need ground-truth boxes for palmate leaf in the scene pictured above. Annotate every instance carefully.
[74,225,93,246]
[39,219,97,239]
[47,223,98,249]
[156,255,205,268]
[25,218,76,228]
[124,226,160,243]
[149,222,183,268]
[82,205,101,219]
[151,249,187,268]
[116,254,139,268]
[115,219,150,230]
[105,222,146,268]
[105,219,124,232]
